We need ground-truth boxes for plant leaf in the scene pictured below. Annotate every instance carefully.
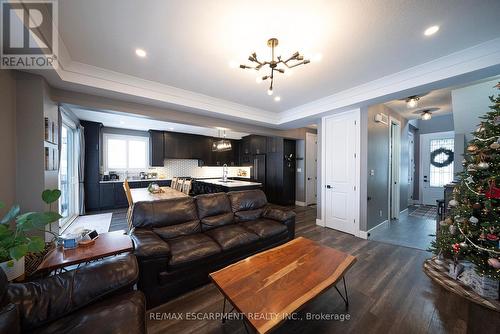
[27,237,45,253]
[42,189,61,204]
[9,244,28,260]
[1,205,20,224]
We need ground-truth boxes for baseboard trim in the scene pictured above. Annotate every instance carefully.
[357,230,368,239]
[316,219,324,227]
[400,208,408,214]
[295,201,307,207]
[367,219,389,233]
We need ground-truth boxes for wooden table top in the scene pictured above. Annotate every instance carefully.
[209,237,357,334]
[130,186,188,203]
[36,231,133,273]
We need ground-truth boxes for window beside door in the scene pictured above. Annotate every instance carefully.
[429,138,454,187]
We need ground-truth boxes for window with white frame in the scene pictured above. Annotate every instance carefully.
[103,133,149,171]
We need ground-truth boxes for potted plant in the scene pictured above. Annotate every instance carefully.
[0,189,61,281]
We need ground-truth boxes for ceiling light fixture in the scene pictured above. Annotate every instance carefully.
[424,25,439,36]
[212,130,232,152]
[421,110,432,120]
[406,95,420,108]
[239,38,312,94]
[135,48,147,58]
[274,96,281,102]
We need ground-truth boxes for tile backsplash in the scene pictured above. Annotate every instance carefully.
[113,159,251,180]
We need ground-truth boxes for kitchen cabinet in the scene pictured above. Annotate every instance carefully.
[81,121,102,212]
[99,183,115,209]
[209,139,240,166]
[267,136,283,153]
[250,135,267,154]
[114,184,129,208]
[265,138,296,205]
[149,130,165,167]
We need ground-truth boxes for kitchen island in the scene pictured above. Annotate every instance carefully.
[193,178,262,194]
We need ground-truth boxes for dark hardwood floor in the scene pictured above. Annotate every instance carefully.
[107,205,499,334]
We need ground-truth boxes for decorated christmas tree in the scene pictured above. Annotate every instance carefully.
[430,82,500,281]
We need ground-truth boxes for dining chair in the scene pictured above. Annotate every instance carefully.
[176,178,185,192]
[122,179,133,230]
[170,177,178,189]
[182,179,192,195]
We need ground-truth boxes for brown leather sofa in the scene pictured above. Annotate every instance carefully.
[130,190,295,308]
[0,254,146,334]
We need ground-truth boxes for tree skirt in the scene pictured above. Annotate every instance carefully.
[423,257,500,312]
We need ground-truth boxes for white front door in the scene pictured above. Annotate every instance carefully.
[324,111,358,235]
[305,132,318,205]
[420,131,455,206]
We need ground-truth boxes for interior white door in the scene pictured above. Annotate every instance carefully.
[420,131,455,206]
[408,131,415,203]
[324,113,357,235]
[305,133,318,205]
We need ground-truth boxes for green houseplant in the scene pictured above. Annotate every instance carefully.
[0,189,62,280]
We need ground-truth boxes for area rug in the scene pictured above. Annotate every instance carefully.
[423,257,500,312]
[409,205,437,220]
[64,213,113,235]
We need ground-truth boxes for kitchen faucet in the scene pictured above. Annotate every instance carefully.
[222,164,228,182]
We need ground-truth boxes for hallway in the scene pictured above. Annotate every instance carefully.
[368,205,437,250]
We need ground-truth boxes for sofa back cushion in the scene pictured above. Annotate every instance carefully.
[131,197,200,239]
[227,190,267,222]
[195,193,234,231]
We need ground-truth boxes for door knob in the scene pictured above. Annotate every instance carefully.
[326,185,331,189]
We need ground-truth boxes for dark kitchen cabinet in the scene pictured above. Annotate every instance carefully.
[209,139,240,166]
[149,130,165,167]
[267,136,283,153]
[250,135,267,154]
[114,183,129,208]
[99,183,115,209]
[81,121,102,212]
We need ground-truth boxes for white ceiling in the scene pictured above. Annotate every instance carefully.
[31,0,500,128]
[71,108,249,139]
[384,88,452,119]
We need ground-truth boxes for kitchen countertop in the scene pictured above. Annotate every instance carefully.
[196,178,262,188]
[99,178,167,184]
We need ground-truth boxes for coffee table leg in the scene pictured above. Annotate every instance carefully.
[221,297,227,323]
[334,276,349,310]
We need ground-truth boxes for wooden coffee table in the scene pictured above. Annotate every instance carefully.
[35,230,133,274]
[210,237,357,334]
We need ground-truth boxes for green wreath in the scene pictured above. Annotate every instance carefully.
[430,147,454,168]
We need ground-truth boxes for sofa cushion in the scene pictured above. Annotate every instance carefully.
[195,193,232,218]
[153,220,200,240]
[201,213,234,231]
[227,190,267,212]
[204,225,259,251]
[131,197,199,228]
[32,291,145,334]
[241,219,287,239]
[167,234,221,267]
[234,209,263,222]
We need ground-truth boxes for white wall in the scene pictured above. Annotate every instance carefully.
[452,78,499,142]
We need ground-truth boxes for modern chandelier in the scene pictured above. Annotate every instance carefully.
[239,38,310,95]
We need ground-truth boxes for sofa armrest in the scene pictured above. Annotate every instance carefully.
[6,253,138,331]
[263,207,296,239]
[131,229,171,259]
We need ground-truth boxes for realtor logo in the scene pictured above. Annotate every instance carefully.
[1,0,58,69]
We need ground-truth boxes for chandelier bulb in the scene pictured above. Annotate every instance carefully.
[267,88,273,96]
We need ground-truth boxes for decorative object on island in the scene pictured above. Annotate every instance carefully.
[237,38,312,95]
[429,82,500,301]
[0,189,61,280]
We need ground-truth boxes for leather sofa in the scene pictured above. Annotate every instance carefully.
[130,189,295,308]
[0,254,146,334]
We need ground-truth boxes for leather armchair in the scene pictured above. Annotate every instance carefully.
[0,254,146,334]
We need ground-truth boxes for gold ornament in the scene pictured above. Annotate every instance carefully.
[467,144,478,153]
[477,161,489,170]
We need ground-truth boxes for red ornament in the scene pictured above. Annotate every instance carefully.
[486,234,499,241]
[452,243,460,254]
[485,180,500,199]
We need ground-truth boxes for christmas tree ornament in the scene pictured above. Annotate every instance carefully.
[465,176,474,184]
[475,124,485,133]
[448,199,458,207]
[472,202,481,209]
[445,217,453,225]
[485,180,500,199]
[479,230,487,240]
[467,164,477,172]
[449,225,457,235]
[469,216,479,225]
[486,234,499,241]
[477,161,489,170]
[439,220,447,227]
[459,242,468,249]
[467,144,478,153]
[493,115,500,125]
[487,258,500,269]
[490,140,500,150]
[461,159,467,165]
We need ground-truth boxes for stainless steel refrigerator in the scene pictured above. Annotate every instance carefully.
[252,154,266,190]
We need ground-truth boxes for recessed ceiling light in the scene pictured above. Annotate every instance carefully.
[135,48,147,57]
[274,96,281,102]
[424,25,439,36]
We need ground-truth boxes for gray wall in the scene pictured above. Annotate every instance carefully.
[295,139,305,203]
[366,104,409,230]
[416,114,454,134]
[0,70,17,215]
